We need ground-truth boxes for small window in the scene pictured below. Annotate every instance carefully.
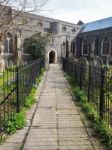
[72,28,76,33]
[71,42,76,55]
[61,42,66,56]
[62,27,67,32]
[102,37,110,55]
[82,40,88,55]
[37,21,43,27]
[4,33,13,53]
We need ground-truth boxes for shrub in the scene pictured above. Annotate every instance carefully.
[23,33,50,59]
[5,110,26,134]
[24,93,36,108]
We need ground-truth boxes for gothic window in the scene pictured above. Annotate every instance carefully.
[4,34,13,53]
[71,42,76,55]
[9,38,13,53]
[62,42,66,55]
[66,40,69,57]
[13,35,17,53]
[82,40,88,55]
[102,37,110,55]
[4,39,8,53]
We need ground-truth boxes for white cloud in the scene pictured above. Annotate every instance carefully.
[39,0,112,23]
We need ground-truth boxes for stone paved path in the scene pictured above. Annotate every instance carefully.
[0,64,106,150]
[24,64,94,150]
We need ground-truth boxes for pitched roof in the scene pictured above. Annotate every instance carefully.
[81,17,112,33]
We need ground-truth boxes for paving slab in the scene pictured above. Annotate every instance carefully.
[24,64,94,150]
[0,64,106,150]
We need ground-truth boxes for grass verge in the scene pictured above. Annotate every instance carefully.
[0,67,45,144]
[65,73,112,149]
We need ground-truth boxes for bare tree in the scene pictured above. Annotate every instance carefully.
[0,0,49,39]
[0,0,49,70]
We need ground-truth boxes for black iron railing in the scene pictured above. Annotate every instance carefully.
[0,59,44,133]
[62,57,112,128]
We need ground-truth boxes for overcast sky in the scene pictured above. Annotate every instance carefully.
[40,0,112,24]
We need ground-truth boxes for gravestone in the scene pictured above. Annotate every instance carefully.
[91,56,103,67]
[78,57,89,80]
[107,56,112,67]
[78,57,89,65]
[9,60,13,68]
[0,58,5,74]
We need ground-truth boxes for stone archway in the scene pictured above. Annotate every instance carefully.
[48,50,57,64]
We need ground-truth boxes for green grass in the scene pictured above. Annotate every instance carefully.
[64,73,112,149]
[5,110,26,134]
[0,67,45,143]
[0,69,15,102]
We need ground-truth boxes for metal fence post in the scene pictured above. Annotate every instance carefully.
[16,66,20,113]
[87,65,91,102]
[80,63,83,90]
[74,62,77,82]
[99,68,105,119]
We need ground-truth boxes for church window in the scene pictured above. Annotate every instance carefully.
[82,40,88,55]
[102,37,110,55]
[4,33,13,53]
[71,42,76,55]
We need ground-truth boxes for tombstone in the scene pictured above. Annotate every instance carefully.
[24,61,27,65]
[78,57,89,81]
[106,56,112,76]
[107,56,112,67]
[91,56,103,67]
[69,52,73,58]
[90,56,103,86]
[0,42,5,73]
[70,55,78,63]
[0,58,5,74]
[78,57,89,65]
[9,60,14,68]
[5,60,9,68]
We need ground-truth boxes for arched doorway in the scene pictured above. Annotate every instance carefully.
[49,50,55,63]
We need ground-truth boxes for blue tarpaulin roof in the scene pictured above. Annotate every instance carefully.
[81,17,112,33]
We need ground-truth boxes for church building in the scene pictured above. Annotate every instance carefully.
[0,6,112,70]
[74,17,112,65]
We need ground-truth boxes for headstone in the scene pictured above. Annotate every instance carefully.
[78,57,89,65]
[78,57,89,80]
[9,60,13,68]
[0,58,5,73]
[91,56,103,67]
[107,56,112,67]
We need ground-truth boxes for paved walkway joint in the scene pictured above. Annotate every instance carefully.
[0,64,106,150]
[24,64,94,150]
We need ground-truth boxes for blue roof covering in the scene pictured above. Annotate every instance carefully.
[81,17,112,33]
